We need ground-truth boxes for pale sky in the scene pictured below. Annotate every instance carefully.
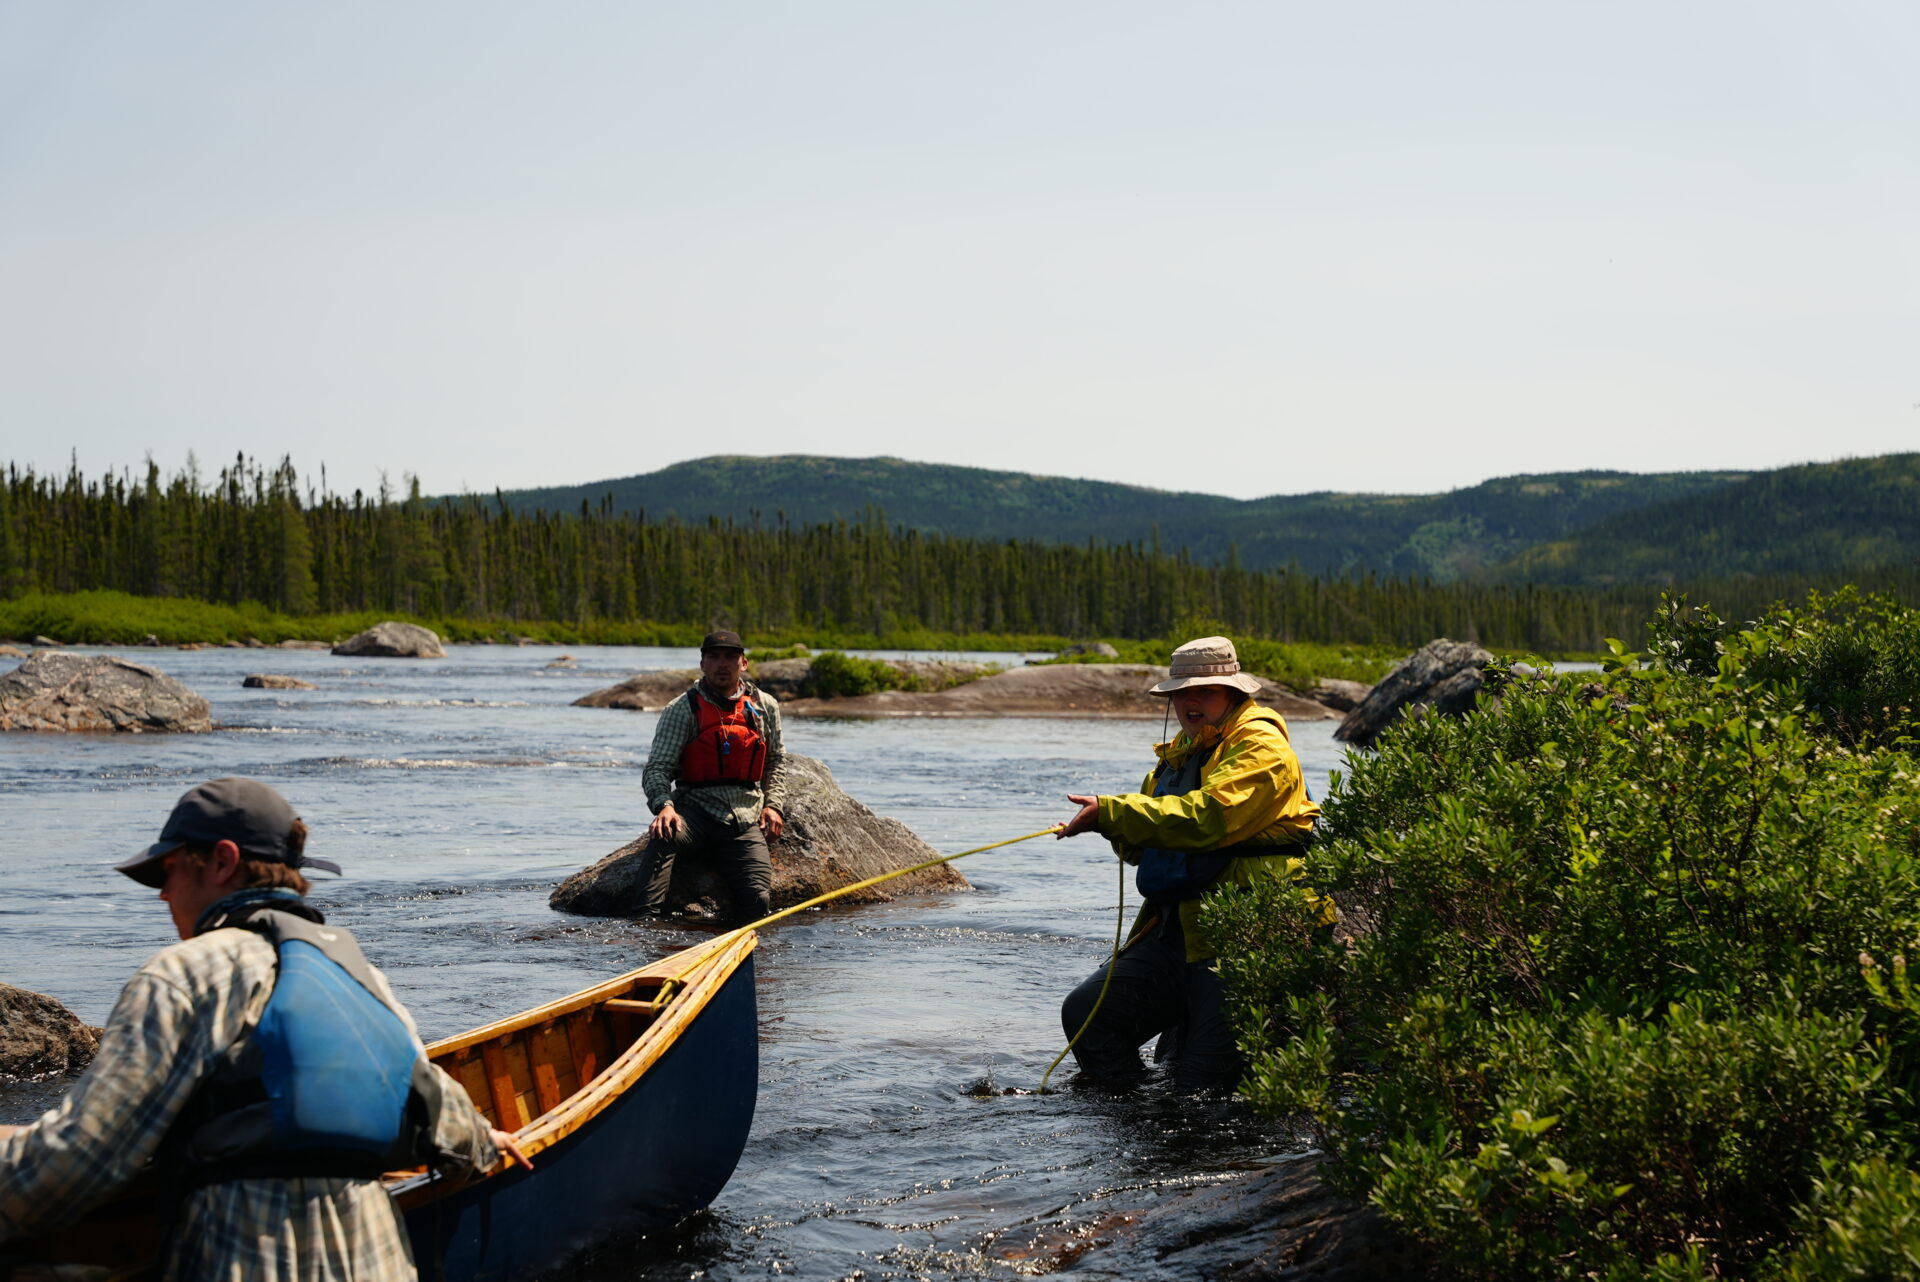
[2,2,1915,502]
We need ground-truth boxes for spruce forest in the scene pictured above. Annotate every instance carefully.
[2,457,1911,653]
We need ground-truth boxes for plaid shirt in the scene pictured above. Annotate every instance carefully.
[0,921,497,1281]
[642,681,789,829]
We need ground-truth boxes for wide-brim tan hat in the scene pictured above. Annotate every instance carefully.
[1148,635,1264,696]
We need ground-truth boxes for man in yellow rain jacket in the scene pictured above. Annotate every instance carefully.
[1054,635,1332,1089]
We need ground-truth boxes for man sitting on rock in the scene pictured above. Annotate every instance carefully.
[0,777,528,1281]
[635,629,791,925]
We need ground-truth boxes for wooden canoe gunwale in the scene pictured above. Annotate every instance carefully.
[389,930,758,1204]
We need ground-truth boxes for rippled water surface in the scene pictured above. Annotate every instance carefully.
[0,644,1351,1280]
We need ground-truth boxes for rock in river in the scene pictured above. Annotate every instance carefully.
[572,669,699,710]
[1335,638,1494,749]
[243,673,317,690]
[550,752,967,918]
[781,663,1336,722]
[1,982,99,1077]
[332,621,446,658]
[0,651,212,733]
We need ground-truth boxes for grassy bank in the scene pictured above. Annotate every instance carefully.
[0,591,1408,687]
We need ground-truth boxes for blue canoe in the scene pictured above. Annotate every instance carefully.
[399,930,760,1280]
[12,930,759,1281]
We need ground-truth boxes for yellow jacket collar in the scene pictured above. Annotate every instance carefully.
[1154,699,1274,767]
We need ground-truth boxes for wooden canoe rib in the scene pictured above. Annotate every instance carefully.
[9,930,759,1282]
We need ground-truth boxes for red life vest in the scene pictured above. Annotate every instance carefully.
[678,688,768,788]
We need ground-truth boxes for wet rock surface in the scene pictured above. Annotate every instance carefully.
[1335,639,1494,749]
[242,673,317,690]
[783,663,1337,722]
[1056,1154,1434,1281]
[331,621,446,658]
[0,982,100,1078]
[549,752,968,918]
[0,651,212,732]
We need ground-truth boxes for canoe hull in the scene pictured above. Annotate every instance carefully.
[407,947,757,1281]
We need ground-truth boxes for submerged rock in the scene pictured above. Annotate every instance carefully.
[0,982,99,1077]
[0,651,212,733]
[1335,639,1493,749]
[332,621,446,658]
[550,752,968,918]
[243,673,317,690]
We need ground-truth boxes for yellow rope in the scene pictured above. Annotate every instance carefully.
[1038,853,1127,1094]
[687,824,1132,1094]
[713,827,1058,943]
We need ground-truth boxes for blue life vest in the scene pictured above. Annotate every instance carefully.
[173,893,440,1185]
[1133,721,1315,906]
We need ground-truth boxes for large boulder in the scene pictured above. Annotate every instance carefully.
[550,752,968,918]
[573,670,698,710]
[1,983,99,1077]
[1335,639,1494,749]
[332,621,445,658]
[0,652,212,733]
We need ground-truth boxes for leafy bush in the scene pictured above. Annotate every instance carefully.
[801,651,915,698]
[1204,595,1920,1279]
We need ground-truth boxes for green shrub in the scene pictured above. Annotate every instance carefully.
[1206,595,1920,1279]
[801,651,914,698]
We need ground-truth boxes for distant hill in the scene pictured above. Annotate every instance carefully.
[1493,453,1920,586]
[492,456,1749,579]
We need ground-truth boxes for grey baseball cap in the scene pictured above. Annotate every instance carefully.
[115,776,342,888]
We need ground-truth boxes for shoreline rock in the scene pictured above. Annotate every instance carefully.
[550,753,967,918]
[1,982,100,1078]
[1335,639,1494,749]
[0,651,212,733]
[332,621,446,659]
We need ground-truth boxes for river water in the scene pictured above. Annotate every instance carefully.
[0,644,1350,1280]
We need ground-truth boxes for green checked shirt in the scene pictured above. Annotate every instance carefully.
[642,680,790,829]
[0,923,498,1282]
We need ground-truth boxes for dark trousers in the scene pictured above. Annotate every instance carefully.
[1059,910,1242,1090]
[632,801,773,924]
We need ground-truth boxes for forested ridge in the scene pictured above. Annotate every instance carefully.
[496,454,1751,580]
[1496,452,1920,585]
[2,457,1911,653]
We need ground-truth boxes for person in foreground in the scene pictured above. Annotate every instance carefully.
[1053,636,1334,1090]
[634,629,791,926]
[0,776,530,1281]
